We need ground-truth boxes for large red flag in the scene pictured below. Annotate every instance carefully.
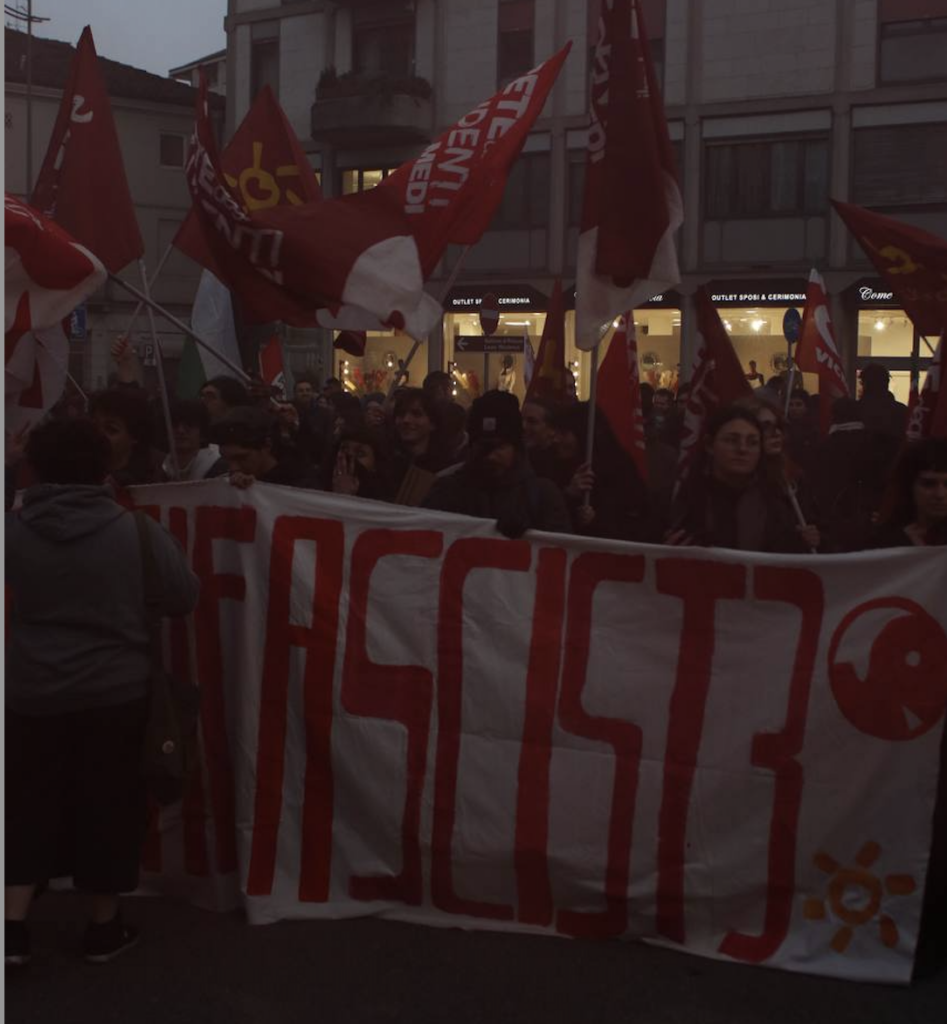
[794,268,850,434]
[906,334,947,441]
[259,334,287,398]
[30,26,143,273]
[524,278,569,404]
[183,79,441,338]
[833,200,947,339]
[575,0,682,350]
[174,84,322,282]
[674,288,753,494]
[596,313,648,482]
[383,46,571,277]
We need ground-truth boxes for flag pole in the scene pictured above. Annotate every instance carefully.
[123,243,174,342]
[107,273,252,383]
[33,340,88,403]
[785,479,817,554]
[582,343,601,509]
[385,245,471,399]
[138,259,181,479]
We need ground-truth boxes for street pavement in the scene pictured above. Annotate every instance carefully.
[5,891,946,1024]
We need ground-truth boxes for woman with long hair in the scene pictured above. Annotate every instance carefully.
[872,438,947,548]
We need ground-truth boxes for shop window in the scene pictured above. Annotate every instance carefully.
[878,0,947,84]
[250,24,280,100]
[705,138,829,219]
[498,0,535,88]
[490,152,549,230]
[159,133,186,169]
[353,1,415,78]
[852,124,947,207]
[338,167,397,195]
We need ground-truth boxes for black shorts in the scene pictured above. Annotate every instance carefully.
[5,697,150,893]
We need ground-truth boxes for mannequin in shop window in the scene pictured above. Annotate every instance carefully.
[498,355,516,394]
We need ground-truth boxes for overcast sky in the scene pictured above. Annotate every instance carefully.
[10,0,226,77]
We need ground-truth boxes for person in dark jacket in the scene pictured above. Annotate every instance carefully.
[870,437,947,548]
[666,405,812,553]
[326,427,389,501]
[424,390,572,537]
[212,407,322,490]
[160,400,229,483]
[5,418,199,966]
[89,388,164,488]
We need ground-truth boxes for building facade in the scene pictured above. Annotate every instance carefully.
[4,28,223,391]
[224,0,947,404]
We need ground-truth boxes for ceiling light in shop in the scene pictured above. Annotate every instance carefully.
[724,320,733,332]
[504,321,530,327]
[875,320,886,332]
[751,319,765,333]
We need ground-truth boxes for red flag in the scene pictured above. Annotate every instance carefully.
[575,0,682,349]
[383,46,571,277]
[794,268,850,434]
[674,288,753,493]
[259,334,286,397]
[333,331,367,358]
[30,27,143,273]
[596,313,648,482]
[906,334,947,441]
[524,278,569,404]
[175,85,322,281]
[833,200,947,338]
[183,79,441,338]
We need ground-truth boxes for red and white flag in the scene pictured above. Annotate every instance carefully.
[259,334,286,398]
[906,333,947,442]
[575,0,682,350]
[5,195,104,429]
[794,269,849,434]
[383,45,571,277]
[524,278,570,405]
[674,288,753,494]
[30,26,143,273]
[596,313,648,481]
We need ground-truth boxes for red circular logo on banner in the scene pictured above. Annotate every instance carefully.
[828,598,947,741]
[479,293,500,337]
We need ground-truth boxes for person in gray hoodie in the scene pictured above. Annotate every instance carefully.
[5,418,199,968]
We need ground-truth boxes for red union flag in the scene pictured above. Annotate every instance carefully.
[383,45,571,276]
[259,334,286,398]
[794,269,850,434]
[575,0,682,350]
[524,278,569,404]
[175,84,322,287]
[596,313,648,481]
[674,288,752,494]
[184,79,441,338]
[906,334,947,441]
[30,26,143,273]
[833,200,947,339]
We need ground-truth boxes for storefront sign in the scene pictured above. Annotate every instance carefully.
[455,335,525,354]
[446,284,549,313]
[710,290,807,306]
[851,279,898,306]
[134,481,947,985]
[564,286,679,310]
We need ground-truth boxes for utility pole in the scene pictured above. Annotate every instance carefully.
[5,1,50,195]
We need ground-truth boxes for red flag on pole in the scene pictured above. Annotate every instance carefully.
[382,46,571,277]
[174,85,322,279]
[259,333,286,398]
[575,0,682,350]
[596,313,648,482]
[794,269,850,435]
[906,334,947,441]
[30,26,144,273]
[674,288,753,494]
[832,200,947,339]
[524,278,569,405]
[183,78,441,338]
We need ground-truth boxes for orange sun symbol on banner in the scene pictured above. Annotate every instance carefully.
[803,842,916,953]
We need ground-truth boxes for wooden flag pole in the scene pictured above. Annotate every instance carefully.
[386,246,472,400]
[137,259,181,480]
[108,272,252,383]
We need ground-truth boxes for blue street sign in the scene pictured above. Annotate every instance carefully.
[68,304,87,340]
[782,307,802,344]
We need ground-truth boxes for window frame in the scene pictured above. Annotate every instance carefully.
[489,151,550,231]
[336,166,399,196]
[877,17,947,85]
[352,2,416,78]
[497,0,536,89]
[703,134,831,222]
[158,132,187,170]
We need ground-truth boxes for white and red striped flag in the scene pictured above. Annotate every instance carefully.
[596,314,648,482]
[794,269,849,434]
[906,333,947,442]
[574,0,682,350]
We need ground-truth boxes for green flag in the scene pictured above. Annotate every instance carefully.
[176,336,206,399]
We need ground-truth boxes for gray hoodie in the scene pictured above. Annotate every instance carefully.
[5,484,200,715]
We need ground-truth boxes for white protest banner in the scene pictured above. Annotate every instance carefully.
[132,480,947,984]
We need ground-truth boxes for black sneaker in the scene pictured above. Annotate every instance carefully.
[5,920,31,968]
[83,916,139,964]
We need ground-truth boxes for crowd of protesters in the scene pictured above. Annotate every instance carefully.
[7,356,947,552]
